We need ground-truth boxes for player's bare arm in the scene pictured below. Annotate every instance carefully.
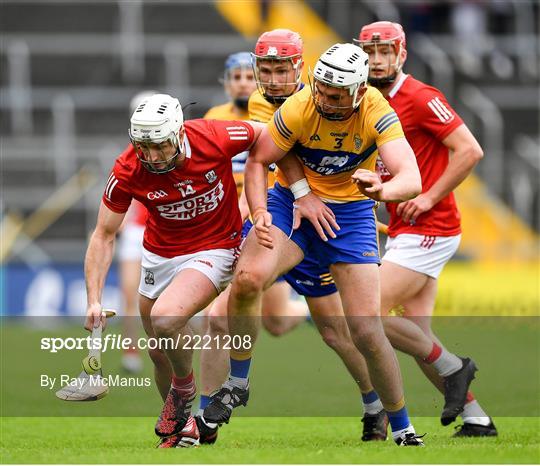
[277,152,339,242]
[353,138,421,202]
[396,124,483,223]
[84,202,126,331]
[244,120,265,149]
[236,120,265,224]
[244,126,287,248]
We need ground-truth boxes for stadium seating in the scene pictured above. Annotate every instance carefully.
[0,0,538,263]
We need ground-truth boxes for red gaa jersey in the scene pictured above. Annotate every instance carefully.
[124,199,147,227]
[102,119,254,257]
[380,74,464,237]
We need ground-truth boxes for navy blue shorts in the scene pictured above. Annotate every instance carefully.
[242,217,337,296]
[267,184,380,268]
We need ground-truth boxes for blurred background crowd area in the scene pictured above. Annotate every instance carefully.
[0,0,538,316]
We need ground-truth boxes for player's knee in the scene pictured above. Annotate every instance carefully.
[147,347,168,368]
[349,325,385,357]
[233,269,265,299]
[150,306,190,339]
[262,315,287,337]
[208,307,228,335]
[319,326,342,351]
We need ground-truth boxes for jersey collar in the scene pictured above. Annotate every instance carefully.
[388,73,408,99]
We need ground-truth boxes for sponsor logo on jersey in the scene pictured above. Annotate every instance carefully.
[427,97,455,124]
[156,181,225,220]
[205,170,217,183]
[310,134,321,141]
[146,190,168,200]
[320,155,350,168]
[362,251,377,257]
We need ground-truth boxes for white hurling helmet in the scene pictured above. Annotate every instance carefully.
[310,43,369,120]
[129,93,184,174]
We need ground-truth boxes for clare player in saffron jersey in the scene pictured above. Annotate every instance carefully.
[205,43,427,447]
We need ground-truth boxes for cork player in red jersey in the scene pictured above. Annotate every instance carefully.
[357,21,497,436]
[83,93,263,448]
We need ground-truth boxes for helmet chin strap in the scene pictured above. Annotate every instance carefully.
[233,96,250,110]
[263,93,289,105]
[368,73,398,88]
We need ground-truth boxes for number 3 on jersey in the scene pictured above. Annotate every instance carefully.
[333,137,344,149]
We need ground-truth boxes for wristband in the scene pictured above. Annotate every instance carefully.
[289,178,311,200]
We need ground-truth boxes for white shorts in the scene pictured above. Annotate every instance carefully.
[139,247,240,300]
[383,233,461,279]
[117,225,144,261]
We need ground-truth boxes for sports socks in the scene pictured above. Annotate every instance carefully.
[172,371,196,394]
[424,342,463,377]
[172,371,196,416]
[198,394,212,412]
[362,390,384,415]
[384,398,411,433]
[461,391,491,426]
[228,350,251,388]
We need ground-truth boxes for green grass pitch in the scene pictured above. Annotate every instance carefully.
[2,416,539,464]
[1,261,539,463]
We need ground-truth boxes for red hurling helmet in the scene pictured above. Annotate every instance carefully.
[355,21,406,87]
[253,29,303,104]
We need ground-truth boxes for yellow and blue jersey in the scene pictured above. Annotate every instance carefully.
[204,102,249,121]
[248,89,280,123]
[267,86,404,202]
[247,88,286,187]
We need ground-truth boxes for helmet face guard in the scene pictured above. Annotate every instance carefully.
[309,71,363,121]
[355,21,406,88]
[129,130,182,174]
[356,40,403,87]
[252,29,304,104]
[252,55,302,105]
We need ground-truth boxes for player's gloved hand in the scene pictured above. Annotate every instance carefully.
[293,192,340,242]
[252,208,274,249]
[84,303,106,332]
[352,169,385,201]
[396,193,434,225]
